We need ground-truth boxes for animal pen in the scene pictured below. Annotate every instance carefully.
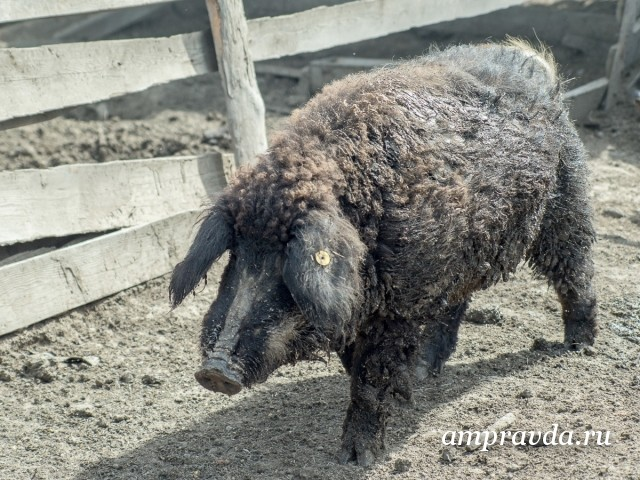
[0,0,639,337]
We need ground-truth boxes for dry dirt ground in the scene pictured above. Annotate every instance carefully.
[1,3,640,479]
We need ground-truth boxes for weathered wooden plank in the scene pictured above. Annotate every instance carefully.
[0,153,230,246]
[0,31,216,127]
[0,210,201,337]
[248,0,530,61]
[565,77,609,122]
[52,5,166,42]
[0,0,533,127]
[0,0,180,23]
[207,0,267,167]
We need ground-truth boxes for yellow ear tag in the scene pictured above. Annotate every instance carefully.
[314,250,331,266]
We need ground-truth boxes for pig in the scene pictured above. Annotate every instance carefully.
[169,40,597,466]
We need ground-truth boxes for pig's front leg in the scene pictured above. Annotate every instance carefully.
[338,318,418,466]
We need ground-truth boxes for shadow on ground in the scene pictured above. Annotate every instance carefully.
[75,348,555,480]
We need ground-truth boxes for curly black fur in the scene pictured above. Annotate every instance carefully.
[171,41,597,466]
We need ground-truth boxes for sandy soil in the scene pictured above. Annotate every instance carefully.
[1,2,639,479]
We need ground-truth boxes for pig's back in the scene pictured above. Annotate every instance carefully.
[283,43,572,310]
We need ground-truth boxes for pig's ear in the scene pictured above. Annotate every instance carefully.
[170,208,233,307]
[283,211,366,341]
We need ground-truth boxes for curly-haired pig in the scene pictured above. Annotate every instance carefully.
[169,40,597,466]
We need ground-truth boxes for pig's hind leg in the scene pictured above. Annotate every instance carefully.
[415,301,468,379]
[339,316,420,466]
[527,139,597,348]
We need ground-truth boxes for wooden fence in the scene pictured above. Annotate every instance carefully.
[0,0,629,336]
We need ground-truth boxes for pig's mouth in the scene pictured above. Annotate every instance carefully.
[195,323,332,395]
[195,356,244,396]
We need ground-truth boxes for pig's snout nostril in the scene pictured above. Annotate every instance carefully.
[195,359,243,396]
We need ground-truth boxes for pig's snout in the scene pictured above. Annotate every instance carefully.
[195,357,243,395]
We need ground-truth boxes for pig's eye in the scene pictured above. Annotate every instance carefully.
[314,250,331,267]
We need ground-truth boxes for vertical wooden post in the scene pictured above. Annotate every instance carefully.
[206,0,268,168]
[605,0,640,108]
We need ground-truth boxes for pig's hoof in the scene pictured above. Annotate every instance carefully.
[565,340,589,352]
[564,325,596,351]
[415,352,444,381]
[340,403,385,466]
[414,358,439,381]
[338,445,376,467]
[338,429,382,466]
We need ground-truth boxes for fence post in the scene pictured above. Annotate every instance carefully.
[605,0,640,108]
[206,0,268,168]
